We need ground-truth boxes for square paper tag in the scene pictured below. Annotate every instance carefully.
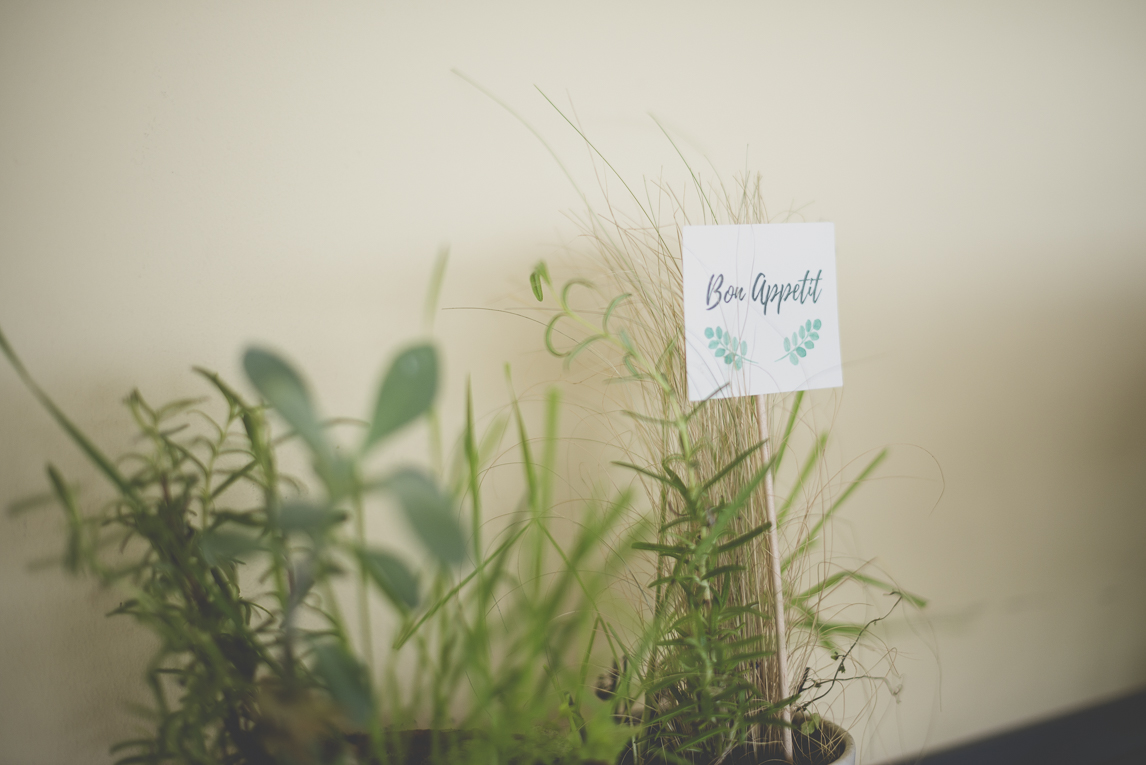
[682,223,843,401]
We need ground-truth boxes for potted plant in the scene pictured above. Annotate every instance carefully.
[2,146,921,765]
[1,323,644,765]
[519,143,924,765]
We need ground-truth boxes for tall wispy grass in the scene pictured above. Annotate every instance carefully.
[521,97,925,763]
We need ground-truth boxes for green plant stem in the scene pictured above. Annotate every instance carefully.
[551,283,699,490]
[321,576,349,632]
[353,487,375,675]
[392,521,531,649]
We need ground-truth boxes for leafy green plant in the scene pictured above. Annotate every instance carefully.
[515,114,925,763]
[1,323,645,765]
[433,76,927,762]
[530,270,788,763]
[531,252,923,764]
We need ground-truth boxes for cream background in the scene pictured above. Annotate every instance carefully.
[2,2,1145,763]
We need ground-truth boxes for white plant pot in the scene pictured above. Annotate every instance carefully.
[820,720,856,765]
[791,718,856,765]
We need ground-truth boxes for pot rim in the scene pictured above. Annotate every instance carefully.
[803,717,855,765]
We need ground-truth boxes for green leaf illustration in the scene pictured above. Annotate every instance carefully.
[776,319,824,366]
[705,327,754,371]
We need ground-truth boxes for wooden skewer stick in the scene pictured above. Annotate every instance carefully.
[757,394,794,763]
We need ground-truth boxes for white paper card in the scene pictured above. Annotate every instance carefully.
[682,223,843,401]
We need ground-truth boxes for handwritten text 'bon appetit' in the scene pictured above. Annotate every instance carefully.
[706,271,824,314]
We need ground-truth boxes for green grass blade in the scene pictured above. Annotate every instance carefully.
[694,453,775,559]
[714,522,770,554]
[46,464,82,573]
[392,520,531,649]
[423,245,450,328]
[536,88,672,257]
[505,365,537,504]
[772,390,804,475]
[784,449,887,571]
[649,115,719,224]
[613,461,675,488]
[792,568,926,608]
[0,325,140,504]
[700,439,766,494]
[776,433,827,526]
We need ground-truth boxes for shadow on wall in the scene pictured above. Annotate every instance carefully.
[843,251,1146,761]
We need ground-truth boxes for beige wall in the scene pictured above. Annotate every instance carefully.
[2,2,1144,762]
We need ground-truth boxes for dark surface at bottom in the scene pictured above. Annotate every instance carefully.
[884,687,1146,765]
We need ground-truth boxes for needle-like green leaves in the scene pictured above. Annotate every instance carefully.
[0,325,138,503]
[46,464,82,573]
[8,318,652,765]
